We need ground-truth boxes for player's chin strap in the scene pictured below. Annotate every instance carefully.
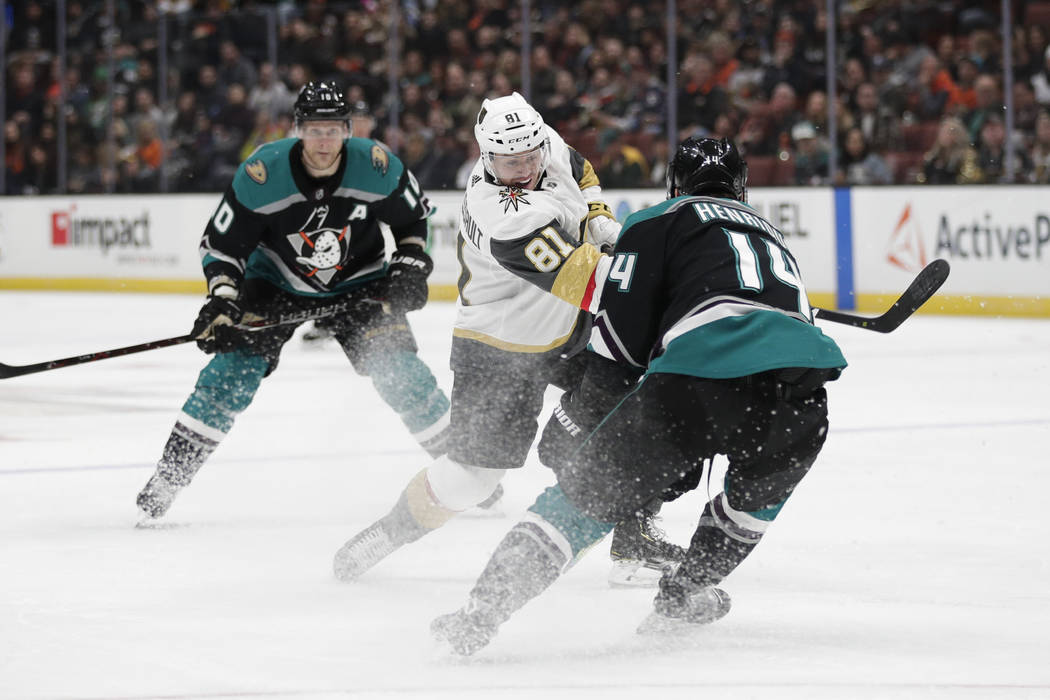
[0,297,383,380]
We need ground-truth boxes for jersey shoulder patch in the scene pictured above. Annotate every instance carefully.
[231,138,300,210]
[342,138,405,196]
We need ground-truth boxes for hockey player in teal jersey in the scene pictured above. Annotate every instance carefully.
[431,137,848,654]
[136,82,451,519]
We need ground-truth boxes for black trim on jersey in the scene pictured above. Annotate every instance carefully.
[568,148,587,182]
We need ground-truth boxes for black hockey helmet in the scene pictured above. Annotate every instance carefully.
[666,137,749,202]
[293,81,351,126]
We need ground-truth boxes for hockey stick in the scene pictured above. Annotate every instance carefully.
[814,259,950,333]
[0,298,381,380]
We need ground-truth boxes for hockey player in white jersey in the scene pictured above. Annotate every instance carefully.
[332,92,683,585]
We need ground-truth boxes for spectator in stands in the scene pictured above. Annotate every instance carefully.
[739,82,800,157]
[727,37,765,114]
[974,113,1032,183]
[1012,81,1041,148]
[801,90,829,139]
[837,126,892,185]
[849,82,899,153]
[596,131,650,188]
[760,28,811,99]
[4,119,28,194]
[919,115,981,184]
[790,120,829,186]
[1032,46,1050,107]
[248,62,295,120]
[676,51,729,139]
[1030,109,1050,183]
[215,83,256,150]
[965,73,1003,142]
[948,56,979,113]
[910,54,954,122]
[543,69,584,132]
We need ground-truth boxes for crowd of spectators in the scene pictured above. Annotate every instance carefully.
[5,0,1050,196]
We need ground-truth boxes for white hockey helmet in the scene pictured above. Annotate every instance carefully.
[474,92,550,188]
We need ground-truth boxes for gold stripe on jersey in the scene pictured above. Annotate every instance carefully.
[576,157,601,190]
[550,242,602,307]
[453,321,580,353]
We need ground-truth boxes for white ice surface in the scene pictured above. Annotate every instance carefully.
[1,291,1049,700]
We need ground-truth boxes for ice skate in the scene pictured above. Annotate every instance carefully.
[608,506,685,588]
[636,574,731,633]
[135,472,180,520]
[431,606,498,656]
[333,518,403,581]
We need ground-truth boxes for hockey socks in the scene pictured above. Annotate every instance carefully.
[367,350,451,457]
[433,485,614,655]
[679,490,771,587]
[136,421,222,518]
[431,522,567,656]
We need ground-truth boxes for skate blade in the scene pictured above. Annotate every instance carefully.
[608,559,678,588]
[636,606,729,634]
[134,518,184,530]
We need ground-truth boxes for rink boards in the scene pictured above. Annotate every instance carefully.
[0,186,1047,317]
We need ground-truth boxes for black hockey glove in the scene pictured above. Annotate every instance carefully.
[191,287,244,354]
[538,389,599,470]
[386,244,433,313]
[538,352,642,470]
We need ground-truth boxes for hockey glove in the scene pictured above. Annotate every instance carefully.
[585,202,621,254]
[191,285,244,354]
[538,352,642,470]
[386,244,433,313]
[538,390,596,470]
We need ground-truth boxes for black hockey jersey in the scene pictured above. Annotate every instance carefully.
[590,195,847,378]
[199,137,431,297]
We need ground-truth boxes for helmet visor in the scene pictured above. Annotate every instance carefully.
[486,142,549,188]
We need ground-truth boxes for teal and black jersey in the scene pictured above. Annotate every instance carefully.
[590,194,846,379]
[199,137,431,297]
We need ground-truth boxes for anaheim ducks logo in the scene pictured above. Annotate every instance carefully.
[371,145,389,175]
[286,205,350,284]
[498,186,531,213]
[245,159,267,184]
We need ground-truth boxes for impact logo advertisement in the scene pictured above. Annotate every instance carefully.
[50,205,152,254]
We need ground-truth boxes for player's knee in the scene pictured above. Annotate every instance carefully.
[425,456,505,511]
[182,351,268,429]
[527,485,615,561]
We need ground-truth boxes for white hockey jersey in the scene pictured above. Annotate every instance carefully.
[454,127,615,353]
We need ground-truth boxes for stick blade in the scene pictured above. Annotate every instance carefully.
[877,258,951,331]
[815,259,950,333]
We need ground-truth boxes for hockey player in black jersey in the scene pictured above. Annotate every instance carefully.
[136,82,452,519]
[431,136,848,654]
